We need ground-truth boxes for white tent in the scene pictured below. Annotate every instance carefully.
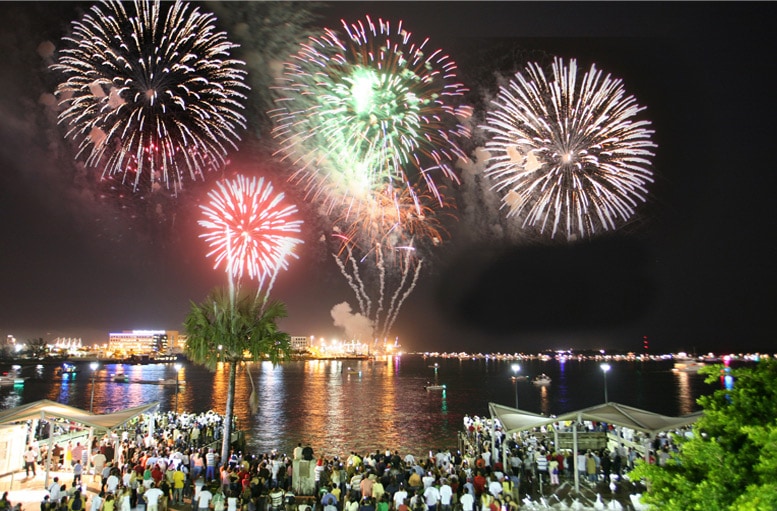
[489,401,702,493]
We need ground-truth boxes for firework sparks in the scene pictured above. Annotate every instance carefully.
[482,57,656,240]
[53,0,249,191]
[199,175,303,298]
[270,15,472,211]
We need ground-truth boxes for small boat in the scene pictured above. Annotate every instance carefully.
[113,373,129,383]
[424,384,447,391]
[0,373,25,385]
[532,374,551,385]
[58,363,80,376]
[672,358,705,373]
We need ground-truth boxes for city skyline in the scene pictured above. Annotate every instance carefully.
[0,2,775,354]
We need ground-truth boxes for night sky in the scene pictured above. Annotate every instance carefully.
[0,2,775,354]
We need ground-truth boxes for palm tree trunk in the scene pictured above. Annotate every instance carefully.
[222,360,236,464]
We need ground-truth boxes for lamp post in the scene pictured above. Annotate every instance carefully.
[89,362,99,412]
[511,363,521,409]
[600,363,611,403]
[173,363,182,413]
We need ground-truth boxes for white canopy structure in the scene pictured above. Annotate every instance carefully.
[0,399,159,432]
[0,399,159,487]
[489,401,703,493]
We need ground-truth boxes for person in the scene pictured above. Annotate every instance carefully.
[459,487,474,511]
[145,483,165,511]
[73,461,83,486]
[88,492,102,511]
[92,451,107,483]
[268,486,283,511]
[41,495,55,511]
[0,492,12,511]
[25,445,38,477]
[197,485,213,511]
[119,488,132,511]
[68,490,86,511]
[48,478,63,505]
[173,466,186,504]
[102,494,115,511]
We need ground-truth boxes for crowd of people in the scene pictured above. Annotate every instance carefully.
[18,410,685,511]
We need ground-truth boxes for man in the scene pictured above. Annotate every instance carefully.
[392,483,408,511]
[438,480,452,511]
[459,487,474,511]
[48,477,62,505]
[25,446,37,477]
[423,480,440,511]
[144,482,165,511]
[92,451,107,483]
[198,484,214,511]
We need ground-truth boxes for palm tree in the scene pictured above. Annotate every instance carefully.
[184,287,291,462]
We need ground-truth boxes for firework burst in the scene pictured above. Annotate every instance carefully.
[482,57,656,240]
[199,175,303,297]
[53,0,249,192]
[270,15,472,211]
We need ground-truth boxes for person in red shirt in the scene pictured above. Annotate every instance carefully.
[472,472,486,498]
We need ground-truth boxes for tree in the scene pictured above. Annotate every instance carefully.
[184,287,291,462]
[26,337,48,359]
[630,358,777,510]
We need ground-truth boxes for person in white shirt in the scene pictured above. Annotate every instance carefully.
[198,487,214,511]
[144,483,164,511]
[459,488,474,511]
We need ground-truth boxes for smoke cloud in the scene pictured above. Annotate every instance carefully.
[330,302,374,341]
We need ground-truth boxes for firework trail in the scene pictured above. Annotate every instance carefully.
[330,185,447,340]
[482,57,656,240]
[333,242,422,341]
[270,15,472,212]
[54,0,249,192]
[199,175,303,301]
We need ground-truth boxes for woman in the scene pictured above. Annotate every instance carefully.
[102,494,116,511]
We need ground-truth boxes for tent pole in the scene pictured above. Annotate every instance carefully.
[573,413,580,494]
[44,416,53,489]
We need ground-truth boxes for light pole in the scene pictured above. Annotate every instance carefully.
[511,363,521,409]
[89,362,99,412]
[600,363,611,403]
[173,362,182,413]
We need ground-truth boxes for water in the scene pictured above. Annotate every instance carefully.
[1,355,711,457]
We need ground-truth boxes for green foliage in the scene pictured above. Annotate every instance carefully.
[26,337,48,359]
[630,358,777,510]
[183,287,292,369]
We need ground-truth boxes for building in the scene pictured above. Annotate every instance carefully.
[108,330,182,357]
[290,336,309,352]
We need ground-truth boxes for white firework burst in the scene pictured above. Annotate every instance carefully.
[53,0,249,192]
[482,57,656,240]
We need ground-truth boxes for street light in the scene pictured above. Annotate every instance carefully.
[600,363,611,403]
[173,363,182,413]
[511,363,521,409]
[89,362,99,412]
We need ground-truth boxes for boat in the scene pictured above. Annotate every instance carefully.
[532,374,552,385]
[58,363,80,376]
[113,373,129,383]
[672,358,706,373]
[424,384,447,391]
[0,372,25,385]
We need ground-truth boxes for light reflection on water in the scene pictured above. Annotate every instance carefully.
[2,356,712,457]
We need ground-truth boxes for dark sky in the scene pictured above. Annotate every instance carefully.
[0,2,775,354]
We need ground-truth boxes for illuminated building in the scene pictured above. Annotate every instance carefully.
[108,330,182,357]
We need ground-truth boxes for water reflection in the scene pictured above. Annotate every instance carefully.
[2,357,711,457]
[673,370,694,415]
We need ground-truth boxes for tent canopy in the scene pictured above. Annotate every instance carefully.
[490,401,702,436]
[0,399,158,432]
